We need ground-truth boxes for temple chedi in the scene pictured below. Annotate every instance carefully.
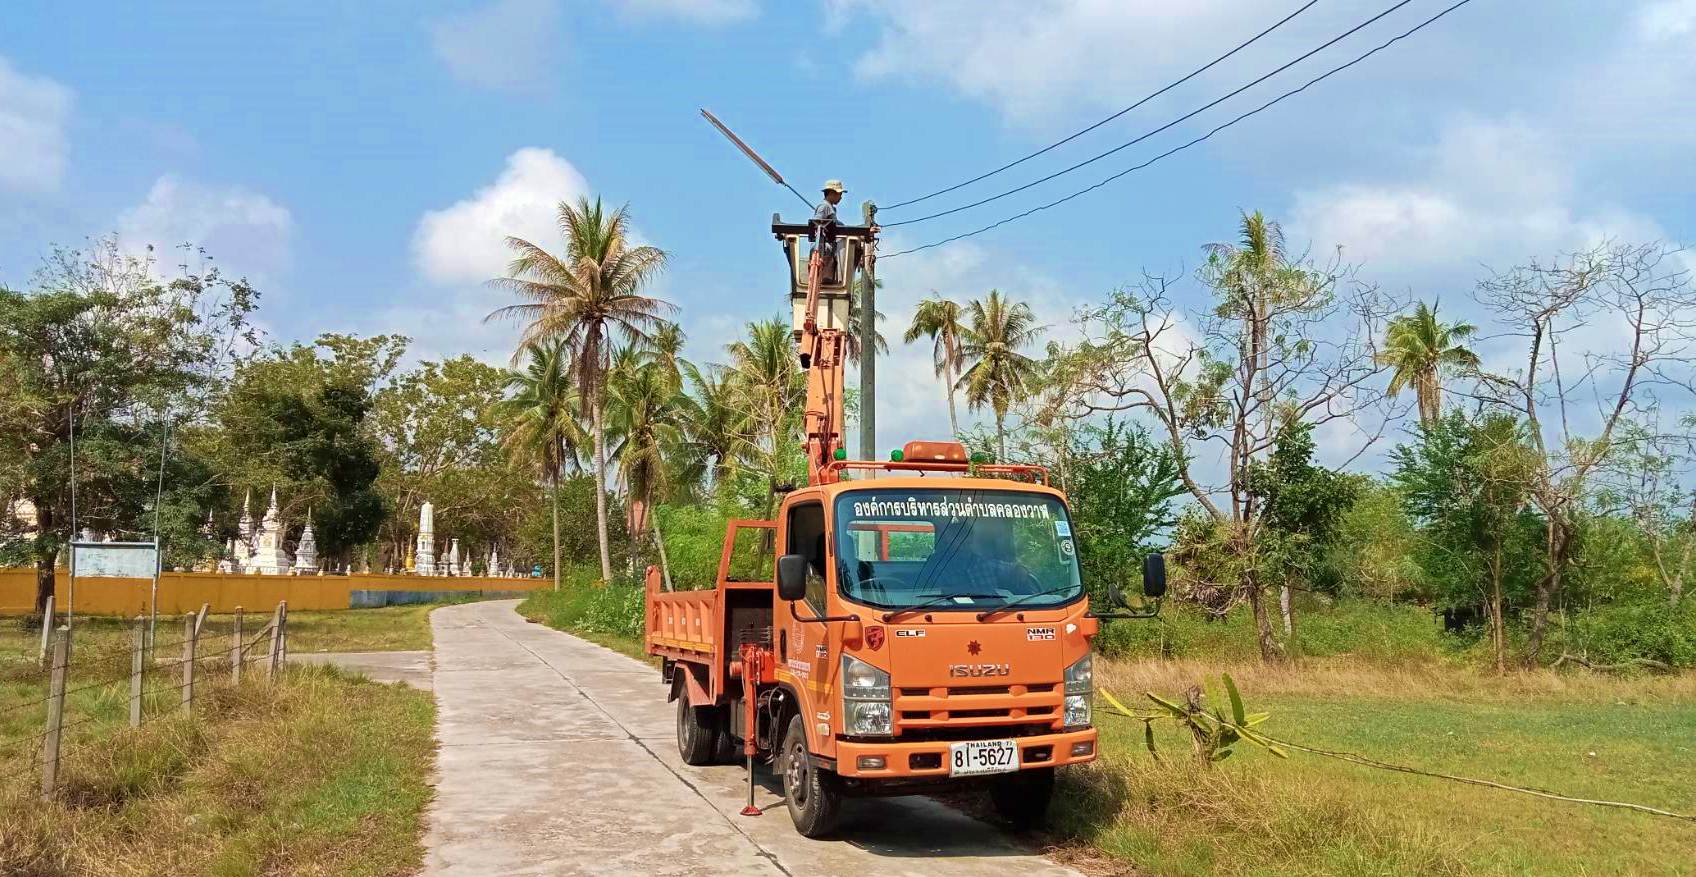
[415,501,436,575]
[294,510,320,575]
[246,488,292,575]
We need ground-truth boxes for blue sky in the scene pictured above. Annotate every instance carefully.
[2,0,1693,462]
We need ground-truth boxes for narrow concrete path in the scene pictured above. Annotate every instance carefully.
[423,600,1081,877]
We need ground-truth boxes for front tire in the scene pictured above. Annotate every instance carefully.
[676,691,722,766]
[990,767,1054,831]
[780,715,841,837]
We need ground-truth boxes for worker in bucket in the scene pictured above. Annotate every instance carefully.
[813,179,846,282]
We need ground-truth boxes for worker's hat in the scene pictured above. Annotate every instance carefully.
[822,179,847,194]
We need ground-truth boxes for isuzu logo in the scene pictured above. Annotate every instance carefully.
[949,663,1011,677]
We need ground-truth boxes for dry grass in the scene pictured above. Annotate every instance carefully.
[0,666,434,877]
[1099,655,1696,705]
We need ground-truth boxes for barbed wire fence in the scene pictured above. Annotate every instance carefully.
[1,600,290,798]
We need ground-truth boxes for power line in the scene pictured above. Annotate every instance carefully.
[881,0,1419,230]
[881,0,1320,212]
[884,0,1476,260]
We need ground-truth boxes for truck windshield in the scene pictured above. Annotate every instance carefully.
[833,489,1082,612]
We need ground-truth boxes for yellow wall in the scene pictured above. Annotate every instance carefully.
[0,568,548,616]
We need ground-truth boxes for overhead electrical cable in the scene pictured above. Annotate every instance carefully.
[881,0,1420,230]
[881,0,1320,212]
[884,0,1475,259]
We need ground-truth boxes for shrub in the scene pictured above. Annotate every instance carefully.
[1561,598,1696,669]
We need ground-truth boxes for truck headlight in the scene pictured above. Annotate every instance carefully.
[842,655,892,736]
[1064,653,1092,728]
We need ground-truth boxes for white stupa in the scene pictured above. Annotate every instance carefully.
[233,489,255,570]
[246,488,292,575]
[447,539,461,577]
[487,546,499,578]
[416,501,436,576]
[294,509,320,575]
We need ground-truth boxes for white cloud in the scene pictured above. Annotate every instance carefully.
[615,0,757,25]
[1637,0,1696,39]
[833,1,1264,123]
[429,0,563,91]
[870,239,1077,451]
[116,175,293,277]
[412,147,593,285]
[0,55,73,192]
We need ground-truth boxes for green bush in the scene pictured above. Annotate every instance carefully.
[1562,598,1696,669]
[1095,598,1447,663]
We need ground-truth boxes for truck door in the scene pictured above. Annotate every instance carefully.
[780,498,833,729]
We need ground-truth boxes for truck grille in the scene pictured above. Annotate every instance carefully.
[892,682,1061,733]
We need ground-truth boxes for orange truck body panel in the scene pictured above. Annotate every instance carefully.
[645,476,1100,781]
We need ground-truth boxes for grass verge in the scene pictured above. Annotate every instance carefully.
[0,666,435,876]
[1044,659,1696,877]
[515,582,649,663]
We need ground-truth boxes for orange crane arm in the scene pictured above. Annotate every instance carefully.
[798,246,846,486]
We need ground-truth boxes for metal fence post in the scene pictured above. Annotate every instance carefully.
[231,606,244,684]
[181,612,197,712]
[38,594,54,670]
[130,616,145,728]
[267,602,283,681]
[41,626,69,798]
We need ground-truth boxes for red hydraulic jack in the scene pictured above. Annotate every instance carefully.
[738,643,770,817]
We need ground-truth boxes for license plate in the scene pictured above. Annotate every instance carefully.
[948,739,1020,776]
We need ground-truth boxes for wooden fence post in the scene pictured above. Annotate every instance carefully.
[181,613,197,712]
[130,616,145,728]
[267,602,283,681]
[38,594,54,670]
[231,606,244,684]
[279,600,289,665]
[41,626,69,798]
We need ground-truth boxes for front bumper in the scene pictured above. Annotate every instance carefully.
[834,727,1098,778]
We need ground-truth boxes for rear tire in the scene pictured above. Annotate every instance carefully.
[990,767,1054,831]
[676,690,722,766]
[780,715,841,838]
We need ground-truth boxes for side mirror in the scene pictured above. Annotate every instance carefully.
[776,553,808,602]
[1142,553,1168,599]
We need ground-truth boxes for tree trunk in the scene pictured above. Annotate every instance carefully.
[32,500,56,617]
[1278,584,1294,637]
[1525,517,1571,667]
[1486,544,1507,673]
[653,508,675,592]
[995,411,1007,461]
[591,393,613,583]
[1245,572,1285,663]
[550,472,562,591]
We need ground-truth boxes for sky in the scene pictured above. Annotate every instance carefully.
[2,0,1693,468]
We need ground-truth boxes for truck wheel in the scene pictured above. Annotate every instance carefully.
[780,715,841,838]
[676,693,721,766]
[990,767,1054,831]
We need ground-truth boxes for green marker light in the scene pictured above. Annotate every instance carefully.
[833,447,847,461]
[890,449,905,462]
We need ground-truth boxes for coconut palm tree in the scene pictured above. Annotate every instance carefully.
[496,340,586,590]
[609,357,684,590]
[903,294,972,437]
[485,196,673,582]
[679,361,749,488]
[956,290,1043,460]
[1377,301,1480,426]
[727,318,806,515]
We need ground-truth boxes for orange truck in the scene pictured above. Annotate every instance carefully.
[645,215,1164,837]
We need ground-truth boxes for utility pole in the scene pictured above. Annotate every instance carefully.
[860,201,878,461]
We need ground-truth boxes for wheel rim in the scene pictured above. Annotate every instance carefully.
[677,700,692,749]
[786,737,809,809]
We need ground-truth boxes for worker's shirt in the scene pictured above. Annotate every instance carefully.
[813,200,838,223]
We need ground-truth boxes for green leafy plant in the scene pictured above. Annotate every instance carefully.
[1100,674,1286,765]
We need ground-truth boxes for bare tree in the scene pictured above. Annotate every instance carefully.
[1473,241,1696,664]
[1067,212,1396,662]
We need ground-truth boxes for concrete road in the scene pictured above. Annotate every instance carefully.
[291,650,433,690]
[424,599,1081,877]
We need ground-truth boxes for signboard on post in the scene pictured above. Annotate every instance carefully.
[68,540,161,627]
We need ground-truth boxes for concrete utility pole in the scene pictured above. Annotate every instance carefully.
[860,201,878,461]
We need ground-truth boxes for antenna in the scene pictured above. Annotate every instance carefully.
[700,108,815,211]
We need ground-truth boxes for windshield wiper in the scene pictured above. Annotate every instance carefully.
[976,585,1081,621]
[881,592,995,622]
